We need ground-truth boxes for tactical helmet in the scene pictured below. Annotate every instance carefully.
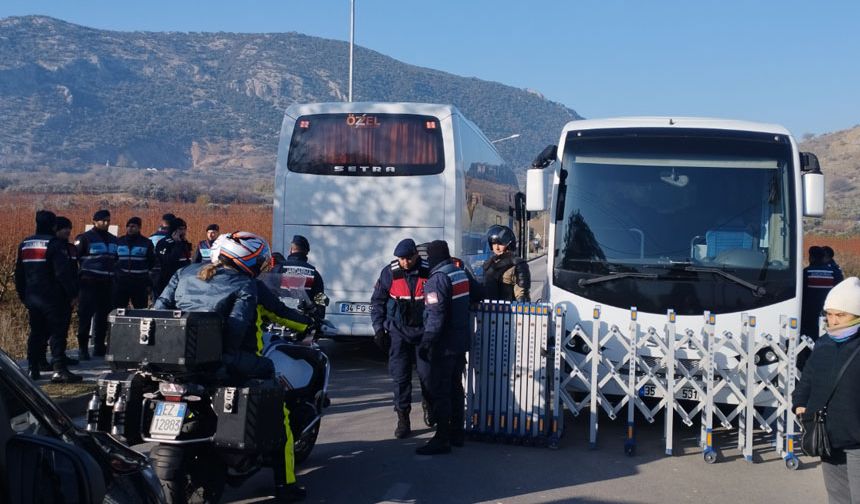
[210,231,272,277]
[486,225,516,251]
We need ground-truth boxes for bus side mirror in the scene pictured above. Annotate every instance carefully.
[526,169,546,211]
[801,151,824,217]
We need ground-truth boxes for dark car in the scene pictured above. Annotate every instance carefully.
[0,347,165,503]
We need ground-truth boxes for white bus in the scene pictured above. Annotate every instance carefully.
[526,117,825,402]
[273,102,523,338]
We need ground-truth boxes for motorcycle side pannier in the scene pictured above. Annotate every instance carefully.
[93,371,156,445]
[213,380,286,452]
[106,309,223,372]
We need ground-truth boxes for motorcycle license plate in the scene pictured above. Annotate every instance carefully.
[150,401,187,439]
[339,302,371,314]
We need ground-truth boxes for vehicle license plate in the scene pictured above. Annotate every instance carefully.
[150,401,187,438]
[639,384,699,400]
[339,302,371,314]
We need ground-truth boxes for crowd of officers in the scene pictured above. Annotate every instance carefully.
[370,224,530,455]
[14,209,225,383]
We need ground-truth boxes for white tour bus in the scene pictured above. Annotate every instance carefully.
[526,117,825,402]
[273,102,523,337]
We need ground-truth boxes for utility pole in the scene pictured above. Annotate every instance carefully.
[348,0,355,102]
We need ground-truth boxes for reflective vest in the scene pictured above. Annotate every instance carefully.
[388,260,429,328]
[117,235,152,276]
[434,262,472,353]
[79,229,118,279]
[198,239,214,262]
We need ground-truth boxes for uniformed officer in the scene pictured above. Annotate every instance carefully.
[53,216,79,368]
[282,235,326,320]
[482,225,530,302]
[15,210,81,382]
[416,240,471,455]
[75,209,119,359]
[154,217,192,296]
[370,238,433,438]
[148,212,175,289]
[114,217,156,309]
[193,223,220,263]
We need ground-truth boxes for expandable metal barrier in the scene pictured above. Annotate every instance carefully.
[467,302,813,468]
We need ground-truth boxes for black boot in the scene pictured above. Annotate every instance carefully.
[38,359,53,372]
[416,419,451,455]
[422,399,436,428]
[51,362,83,383]
[450,429,466,447]
[28,364,41,381]
[275,483,307,502]
[394,409,411,439]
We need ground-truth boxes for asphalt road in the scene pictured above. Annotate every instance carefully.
[217,339,826,504]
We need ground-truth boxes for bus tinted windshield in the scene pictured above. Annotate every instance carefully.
[553,128,796,314]
[287,113,445,176]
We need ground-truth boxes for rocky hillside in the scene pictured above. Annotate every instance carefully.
[0,15,581,176]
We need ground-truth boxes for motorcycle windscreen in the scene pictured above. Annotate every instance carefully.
[277,225,443,301]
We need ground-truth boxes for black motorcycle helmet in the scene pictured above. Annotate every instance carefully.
[486,225,516,251]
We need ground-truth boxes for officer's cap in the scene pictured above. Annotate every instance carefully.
[55,216,72,231]
[291,235,310,252]
[393,238,418,258]
[127,216,142,227]
[426,240,451,269]
[92,209,111,221]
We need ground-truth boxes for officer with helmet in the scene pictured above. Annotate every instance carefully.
[482,225,530,302]
[371,238,434,438]
[154,232,307,502]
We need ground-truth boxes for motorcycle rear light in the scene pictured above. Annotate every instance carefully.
[159,382,187,396]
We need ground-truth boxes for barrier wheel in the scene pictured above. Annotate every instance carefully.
[703,450,718,464]
[785,457,800,471]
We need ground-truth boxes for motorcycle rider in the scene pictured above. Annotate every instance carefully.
[193,223,220,263]
[282,235,326,321]
[370,238,434,438]
[15,210,81,382]
[416,240,472,455]
[74,209,119,359]
[154,232,306,502]
[114,217,156,309]
[482,225,530,302]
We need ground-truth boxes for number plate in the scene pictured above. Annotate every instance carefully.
[639,385,699,401]
[150,401,187,439]
[339,302,371,314]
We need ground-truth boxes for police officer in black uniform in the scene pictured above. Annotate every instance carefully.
[282,235,326,320]
[154,217,192,296]
[371,238,433,438]
[193,223,220,263]
[75,209,119,359]
[53,216,79,368]
[482,225,530,302]
[416,240,471,455]
[114,217,156,309]
[15,210,81,382]
[148,212,175,290]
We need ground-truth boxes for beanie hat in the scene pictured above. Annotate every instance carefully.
[55,216,72,231]
[35,210,57,234]
[162,213,176,223]
[824,277,860,316]
[393,238,417,258]
[127,216,142,227]
[206,223,220,232]
[93,209,111,221]
[291,235,310,252]
[426,240,451,270]
[168,217,187,234]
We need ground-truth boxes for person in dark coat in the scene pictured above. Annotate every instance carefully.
[114,217,156,309]
[193,223,220,263]
[416,240,471,455]
[370,238,433,438]
[482,225,530,302]
[148,212,175,289]
[74,209,118,359]
[52,216,79,369]
[801,246,837,342]
[795,277,860,504]
[282,235,326,320]
[154,217,192,297]
[14,210,81,382]
[823,246,846,284]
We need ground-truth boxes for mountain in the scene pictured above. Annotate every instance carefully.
[0,16,581,179]
[799,125,860,233]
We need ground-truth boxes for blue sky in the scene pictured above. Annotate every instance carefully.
[2,0,858,137]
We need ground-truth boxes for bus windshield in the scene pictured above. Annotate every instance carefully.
[287,113,444,176]
[553,128,796,314]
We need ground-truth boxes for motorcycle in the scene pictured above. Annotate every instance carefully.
[91,278,331,504]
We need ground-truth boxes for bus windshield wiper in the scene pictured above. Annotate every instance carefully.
[578,271,660,287]
[684,266,766,297]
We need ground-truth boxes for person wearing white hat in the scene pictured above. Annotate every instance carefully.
[794,277,860,503]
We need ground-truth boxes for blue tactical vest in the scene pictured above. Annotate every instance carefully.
[79,229,118,279]
[117,235,151,277]
[437,262,472,353]
[198,239,213,262]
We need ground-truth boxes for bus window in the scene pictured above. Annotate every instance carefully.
[288,114,445,176]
